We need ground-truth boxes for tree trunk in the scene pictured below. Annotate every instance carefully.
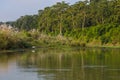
[82,11,86,31]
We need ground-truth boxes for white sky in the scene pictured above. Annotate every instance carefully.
[0,0,81,22]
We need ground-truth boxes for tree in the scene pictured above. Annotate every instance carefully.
[15,15,38,30]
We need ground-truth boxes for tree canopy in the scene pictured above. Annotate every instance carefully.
[10,0,120,45]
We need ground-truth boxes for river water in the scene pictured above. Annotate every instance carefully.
[0,48,120,80]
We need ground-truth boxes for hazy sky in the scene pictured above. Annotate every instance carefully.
[0,0,80,22]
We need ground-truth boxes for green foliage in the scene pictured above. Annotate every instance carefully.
[14,15,38,30]
[1,1,120,49]
[0,29,33,50]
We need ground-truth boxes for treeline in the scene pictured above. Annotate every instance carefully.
[13,0,120,31]
[2,0,120,48]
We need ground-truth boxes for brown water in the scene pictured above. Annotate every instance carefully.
[0,48,120,80]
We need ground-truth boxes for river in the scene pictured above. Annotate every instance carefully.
[0,47,120,80]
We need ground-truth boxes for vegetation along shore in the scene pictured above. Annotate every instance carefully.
[0,0,120,50]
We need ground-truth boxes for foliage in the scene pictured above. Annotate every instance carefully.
[0,0,120,49]
[14,15,38,30]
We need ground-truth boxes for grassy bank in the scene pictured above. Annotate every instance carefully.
[0,24,120,50]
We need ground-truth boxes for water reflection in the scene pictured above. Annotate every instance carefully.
[0,48,120,80]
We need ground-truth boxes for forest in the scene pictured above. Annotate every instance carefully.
[0,0,120,49]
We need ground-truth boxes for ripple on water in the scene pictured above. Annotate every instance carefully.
[106,69,120,71]
[83,65,107,68]
[20,68,71,72]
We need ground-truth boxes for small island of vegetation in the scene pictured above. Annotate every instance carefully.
[0,0,120,50]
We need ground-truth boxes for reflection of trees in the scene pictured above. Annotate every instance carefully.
[81,50,85,80]
[0,53,19,73]
[17,48,120,80]
[0,54,8,72]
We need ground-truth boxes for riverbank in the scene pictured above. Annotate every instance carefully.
[0,24,120,50]
[0,31,120,50]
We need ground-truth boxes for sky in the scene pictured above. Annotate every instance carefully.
[0,0,81,22]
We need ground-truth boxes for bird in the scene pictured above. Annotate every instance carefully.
[32,46,36,49]
[32,50,35,53]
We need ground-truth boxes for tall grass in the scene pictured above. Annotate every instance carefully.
[0,24,119,50]
[0,24,32,49]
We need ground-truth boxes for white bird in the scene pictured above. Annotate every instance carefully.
[32,46,36,49]
[32,50,35,53]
